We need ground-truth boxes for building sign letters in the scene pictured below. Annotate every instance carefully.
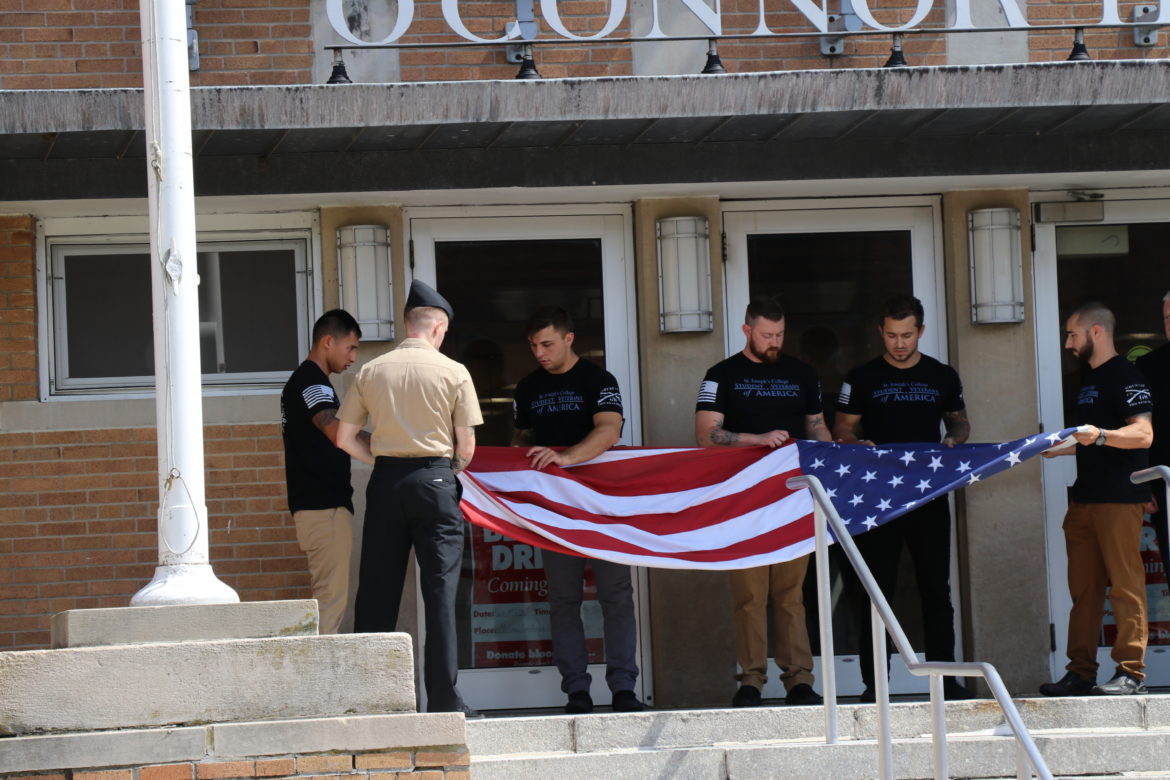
[327,0,1166,46]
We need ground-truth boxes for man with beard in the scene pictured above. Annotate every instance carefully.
[695,296,831,707]
[833,294,973,702]
[1040,301,1153,696]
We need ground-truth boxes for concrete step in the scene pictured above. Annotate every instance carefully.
[467,696,1170,779]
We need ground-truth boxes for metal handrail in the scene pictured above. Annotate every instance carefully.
[788,473,1053,780]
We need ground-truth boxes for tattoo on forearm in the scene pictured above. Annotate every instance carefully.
[943,409,971,443]
[709,423,740,446]
[452,454,470,473]
[313,407,338,433]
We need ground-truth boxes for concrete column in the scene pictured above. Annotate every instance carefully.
[634,197,737,707]
[941,189,1051,693]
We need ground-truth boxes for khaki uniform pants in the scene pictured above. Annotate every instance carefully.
[730,556,814,690]
[293,507,353,634]
[1064,501,1147,682]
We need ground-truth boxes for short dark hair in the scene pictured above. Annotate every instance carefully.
[312,309,361,345]
[881,294,925,329]
[526,306,573,337]
[745,296,784,325]
[1071,301,1116,334]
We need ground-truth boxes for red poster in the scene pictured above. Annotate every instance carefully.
[468,526,604,668]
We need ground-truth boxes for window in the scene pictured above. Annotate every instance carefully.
[47,236,311,394]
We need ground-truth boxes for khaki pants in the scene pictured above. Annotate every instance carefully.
[293,507,353,634]
[730,556,814,690]
[1063,501,1147,682]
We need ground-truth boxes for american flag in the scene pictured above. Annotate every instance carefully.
[458,428,1077,570]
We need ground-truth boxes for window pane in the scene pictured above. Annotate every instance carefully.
[202,248,300,374]
[62,252,153,379]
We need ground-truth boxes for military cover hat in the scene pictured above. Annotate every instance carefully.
[405,279,454,320]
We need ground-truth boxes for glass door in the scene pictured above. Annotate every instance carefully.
[723,202,947,698]
[408,210,646,711]
[1034,199,1170,687]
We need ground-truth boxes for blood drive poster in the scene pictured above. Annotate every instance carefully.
[1103,514,1170,645]
[468,525,605,668]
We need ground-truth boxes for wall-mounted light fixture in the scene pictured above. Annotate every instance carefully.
[337,224,394,340]
[968,208,1024,324]
[656,216,713,333]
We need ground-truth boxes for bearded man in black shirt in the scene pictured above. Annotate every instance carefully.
[1040,302,1153,696]
[695,296,831,708]
[833,294,974,702]
[281,309,364,634]
[512,307,645,714]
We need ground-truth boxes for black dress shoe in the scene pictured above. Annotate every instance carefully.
[943,678,976,700]
[611,690,646,712]
[459,705,485,720]
[785,683,823,706]
[1092,672,1147,696]
[731,684,762,707]
[1039,671,1094,697]
[565,690,594,714]
[858,687,876,703]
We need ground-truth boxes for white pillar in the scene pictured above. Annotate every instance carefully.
[132,0,237,606]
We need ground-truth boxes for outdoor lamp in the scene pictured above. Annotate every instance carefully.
[656,216,714,333]
[967,207,1025,324]
[337,224,394,340]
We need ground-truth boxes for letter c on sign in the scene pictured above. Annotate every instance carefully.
[326,0,415,45]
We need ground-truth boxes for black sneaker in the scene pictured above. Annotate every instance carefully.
[1092,672,1146,696]
[1039,671,1094,697]
[785,683,823,706]
[731,684,762,707]
[943,678,976,700]
[565,690,594,714]
[612,690,646,712]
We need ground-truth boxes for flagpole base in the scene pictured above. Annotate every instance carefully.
[131,563,240,606]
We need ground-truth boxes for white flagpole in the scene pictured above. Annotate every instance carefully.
[132,0,237,606]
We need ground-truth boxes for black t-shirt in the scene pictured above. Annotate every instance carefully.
[1071,354,1153,504]
[513,358,623,447]
[1136,343,1170,467]
[694,352,822,437]
[836,354,964,444]
[281,360,353,513]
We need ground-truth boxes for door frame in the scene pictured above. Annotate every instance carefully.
[405,205,651,711]
[1033,195,1170,685]
[721,197,952,697]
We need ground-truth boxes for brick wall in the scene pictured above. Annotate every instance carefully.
[0,0,313,90]
[0,215,37,403]
[0,423,305,650]
[3,747,470,780]
[2,0,1165,90]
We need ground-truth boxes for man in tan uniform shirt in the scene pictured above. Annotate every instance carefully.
[337,280,483,716]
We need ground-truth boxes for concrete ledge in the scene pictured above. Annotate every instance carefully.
[50,600,319,648]
[210,713,465,757]
[0,633,414,735]
[0,714,465,775]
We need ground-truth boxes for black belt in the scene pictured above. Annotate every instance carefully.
[374,456,452,468]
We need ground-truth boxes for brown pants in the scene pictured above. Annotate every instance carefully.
[730,556,814,690]
[1063,501,1147,682]
[293,507,354,634]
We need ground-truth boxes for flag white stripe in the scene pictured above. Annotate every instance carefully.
[470,446,800,516]
[560,447,694,467]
